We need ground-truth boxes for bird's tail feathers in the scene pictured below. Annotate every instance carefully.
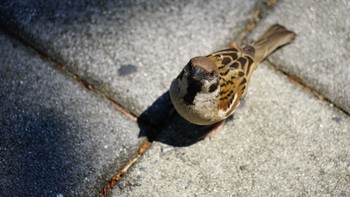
[253,24,296,63]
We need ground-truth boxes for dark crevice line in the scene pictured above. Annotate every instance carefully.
[100,141,152,197]
[266,60,350,117]
[1,28,51,60]
[233,0,278,45]
[106,95,138,122]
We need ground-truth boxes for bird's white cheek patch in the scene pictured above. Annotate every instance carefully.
[192,88,220,120]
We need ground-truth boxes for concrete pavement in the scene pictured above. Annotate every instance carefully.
[1,0,349,196]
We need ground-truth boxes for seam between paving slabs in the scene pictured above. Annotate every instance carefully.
[266,60,350,116]
[233,0,277,45]
[101,141,152,197]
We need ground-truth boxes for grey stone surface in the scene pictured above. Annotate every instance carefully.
[0,33,144,196]
[248,0,350,114]
[0,0,255,115]
[2,0,350,196]
[111,64,350,196]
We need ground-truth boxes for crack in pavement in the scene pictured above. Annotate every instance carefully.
[101,141,152,197]
[266,60,350,117]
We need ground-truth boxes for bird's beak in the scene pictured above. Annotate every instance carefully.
[191,67,206,81]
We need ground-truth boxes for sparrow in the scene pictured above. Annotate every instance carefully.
[170,24,296,126]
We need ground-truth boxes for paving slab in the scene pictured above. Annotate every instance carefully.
[0,33,144,196]
[111,64,350,196]
[248,0,350,114]
[0,0,256,115]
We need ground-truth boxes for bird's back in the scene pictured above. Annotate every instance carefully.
[207,47,256,118]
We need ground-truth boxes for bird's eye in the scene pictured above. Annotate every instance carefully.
[208,71,215,77]
[188,65,192,73]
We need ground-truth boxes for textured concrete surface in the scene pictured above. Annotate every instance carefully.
[0,0,255,116]
[112,64,350,196]
[248,0,350,114]
[0,33,144,196]
[1,0,350,196]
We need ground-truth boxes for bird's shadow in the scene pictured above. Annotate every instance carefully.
[138,91,219,147]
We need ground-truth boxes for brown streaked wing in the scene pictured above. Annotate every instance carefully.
[206,47,254,115]
[222,56,255,116]
[217,68,247,113]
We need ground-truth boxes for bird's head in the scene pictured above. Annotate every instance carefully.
[174,56,219,105]
[184,56,219,92]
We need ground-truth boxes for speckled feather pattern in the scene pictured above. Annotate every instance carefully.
[207,47,255,117]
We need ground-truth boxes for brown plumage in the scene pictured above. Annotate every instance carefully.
[170,24,296,125]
